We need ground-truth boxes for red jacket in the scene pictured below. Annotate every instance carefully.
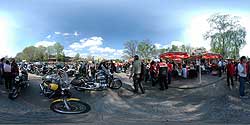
[226,63,235,76]
[167,63,173,72]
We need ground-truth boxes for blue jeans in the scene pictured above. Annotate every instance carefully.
[239,76,246,96]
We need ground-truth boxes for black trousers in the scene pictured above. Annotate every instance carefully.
[227,73,234,86]
[218,67,222,77]
[133,74,145,94]
[150,72,157,86]
[159,75,168,90]
[4,73,12,90]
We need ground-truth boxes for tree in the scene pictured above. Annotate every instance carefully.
[53,42,64,61]
[204,13,246,59]
[22,46,37,61]
[15,52,23,62]
[47,45,55,60]
[58,52,65,62]
[74,53,80,61]
[123,40,138,59]
[137,40,157,59]
[169,45,179,52]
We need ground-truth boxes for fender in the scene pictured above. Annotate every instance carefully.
[52,98,80,103]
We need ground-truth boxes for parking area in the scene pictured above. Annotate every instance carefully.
[0,73,250,124]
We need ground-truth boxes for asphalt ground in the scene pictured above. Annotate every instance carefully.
[0,73,250,125]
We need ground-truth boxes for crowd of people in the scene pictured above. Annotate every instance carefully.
[0,58,19,91]
[225,56,250,98]
[1,55,250,98]
[127,55,250,98]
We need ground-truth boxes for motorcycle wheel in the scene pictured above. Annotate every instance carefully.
[50,100,91,114]
[109,78,122,89]
[8,87,20,100]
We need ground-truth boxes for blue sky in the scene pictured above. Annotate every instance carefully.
[1,0,250,58]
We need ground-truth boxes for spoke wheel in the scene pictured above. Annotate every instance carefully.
[50,100,91,114]
[109,78,122,89]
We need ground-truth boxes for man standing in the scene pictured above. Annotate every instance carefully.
[11,59,19,88]
[167,60,173,85]
[226,60,234,88]
[158,59,168,91]
[238,56,248,98]
[129,55,145,94]
[218,59,222,77]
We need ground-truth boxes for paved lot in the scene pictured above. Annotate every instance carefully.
[0,73,250,124]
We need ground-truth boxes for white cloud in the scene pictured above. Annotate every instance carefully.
[69,36,103,50]
[89,46,116,53]
[184,14,211,50]
[63,33,70,36]
[68,36,123,59]
[35,41,56,47]
[154,43,162,49]
[54,32,61,35]
[63,49,77,57]
[46,35,51,39]
[88,46,124,59]
[154,41,185,49]
[239,15,250,57]
[0,16,16,57]
[74,31,79,36]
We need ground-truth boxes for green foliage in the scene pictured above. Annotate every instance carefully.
[15,42,65,62]
[54,42,64,61]
[74,53,80,61]
[137,40,157,60]
[204,13,246,59]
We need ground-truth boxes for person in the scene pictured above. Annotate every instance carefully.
[11,59,19,82]
[158,59,168,90]
[167,61,173,84]
[218,59,222,77]
[247,60,250,81]
[182,63,187,78]
[238,56,248,98]
[3,60,12,90]
[110,60,116,73]
[0,58,4,84]
[129,55,145,94]
[226,60,234,88]
[234,61,239,81]
[149,61,157,86]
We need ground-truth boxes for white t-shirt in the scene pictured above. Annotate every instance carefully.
[4,63,11,72]
[238,63,247,77]
[218,61,222,67]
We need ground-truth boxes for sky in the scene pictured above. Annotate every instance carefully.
[0,0,250,59]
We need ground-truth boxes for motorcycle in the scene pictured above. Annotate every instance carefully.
[8,69,29,100]
[71,67,122,91]
[40,69,91,114]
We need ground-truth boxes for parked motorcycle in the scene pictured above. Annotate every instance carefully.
[71,68,122,91]
[40,69,91,114]
[8,69,29,99]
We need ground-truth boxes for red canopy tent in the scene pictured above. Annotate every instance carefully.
[160,52,190,59]
[202,53,223,59]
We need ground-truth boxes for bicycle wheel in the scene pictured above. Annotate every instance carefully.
[50,100,91,114]
[109,78,122,89]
